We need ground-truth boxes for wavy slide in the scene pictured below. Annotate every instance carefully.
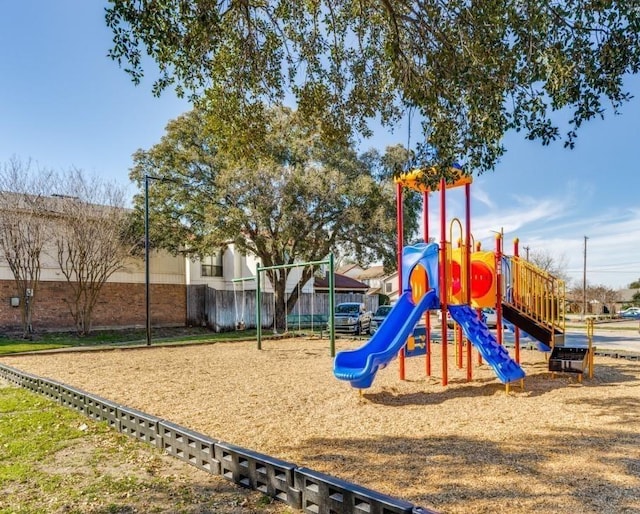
[334,290,438,389]
[448,304,525,383]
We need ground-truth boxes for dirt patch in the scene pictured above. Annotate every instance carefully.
[3,337,640,514]
[37,431,290,513]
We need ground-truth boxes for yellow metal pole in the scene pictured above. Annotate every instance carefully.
[587,318,595,379]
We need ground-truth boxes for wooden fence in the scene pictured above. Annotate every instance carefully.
[187,285,379,332]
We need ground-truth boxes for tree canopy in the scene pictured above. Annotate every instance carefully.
[129,103,420,325]
[107,1,640,181]
[528,248,570,285]
[53,169,131,336]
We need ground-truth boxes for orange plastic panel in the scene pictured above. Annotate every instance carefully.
[469,252,496,308]
[409,265,429,304]
[448,250,496,307]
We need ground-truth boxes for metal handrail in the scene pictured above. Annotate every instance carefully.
[506,255,565,336]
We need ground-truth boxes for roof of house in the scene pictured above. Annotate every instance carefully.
[314,273,369,291]
[336,264,364,276]
[357,265,386,280]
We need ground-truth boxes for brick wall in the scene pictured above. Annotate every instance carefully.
[0,280,185,333]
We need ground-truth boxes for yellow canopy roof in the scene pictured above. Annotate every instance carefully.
[395,166,472,192]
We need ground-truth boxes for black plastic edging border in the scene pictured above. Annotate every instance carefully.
[0,363,438,514]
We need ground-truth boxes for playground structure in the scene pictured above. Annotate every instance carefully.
[335,166,592,390]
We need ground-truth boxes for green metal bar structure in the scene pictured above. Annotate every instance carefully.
[328,253,335,356]
[256,255,335,356]
[256,273,262,349]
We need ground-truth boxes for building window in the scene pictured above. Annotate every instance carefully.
[385,282,393,293]
[201,253,223,277]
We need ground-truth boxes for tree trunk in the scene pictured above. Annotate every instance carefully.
[23,294,34,339]
[273,271,288,332]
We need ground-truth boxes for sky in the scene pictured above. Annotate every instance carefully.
[2,1,639,291]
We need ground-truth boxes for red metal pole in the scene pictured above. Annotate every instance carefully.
[440,178,448,386]
[465,183,472,382]
[456,227,463,370]
[397,183,405,380]
[495,233,503,346]
[423,191,431,377]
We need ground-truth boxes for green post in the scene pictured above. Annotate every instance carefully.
[256,267,262,350]
[329,253,335,357]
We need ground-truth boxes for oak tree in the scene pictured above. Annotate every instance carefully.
[129,103,419,328]
[107,1,640,182]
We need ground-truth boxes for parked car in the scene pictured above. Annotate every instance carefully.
[438,307,497,328]
[331,302,372,335]
[619,307,640,319]
[480,308,498,328]
[370,305,393,334]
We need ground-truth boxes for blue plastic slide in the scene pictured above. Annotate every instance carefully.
[447,304,525,383]
[333,290,439,389]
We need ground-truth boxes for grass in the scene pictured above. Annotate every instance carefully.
[0,387,88,502]
[0,327,266,357]
[0,383,292,514]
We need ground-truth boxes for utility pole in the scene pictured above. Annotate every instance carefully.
[523,245,530,261]
[582,236,589,320]
[144,175,151,346]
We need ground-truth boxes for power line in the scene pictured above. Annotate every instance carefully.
[566,268,640,273]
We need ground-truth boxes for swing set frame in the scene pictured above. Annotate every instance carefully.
[231,276,256,330]
[256,254,336,356]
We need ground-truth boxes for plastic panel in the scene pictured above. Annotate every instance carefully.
[294,467,419,514]
[38,378,63,402]
[0,364,21,385]
[215,441,301,509]
[159,420,220,475]
[117,406,162,447]
[59,385,86,414]
[19,372,40,393]
[85,393,120,430]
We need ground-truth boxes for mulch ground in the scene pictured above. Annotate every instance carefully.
[2,336,640,514]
